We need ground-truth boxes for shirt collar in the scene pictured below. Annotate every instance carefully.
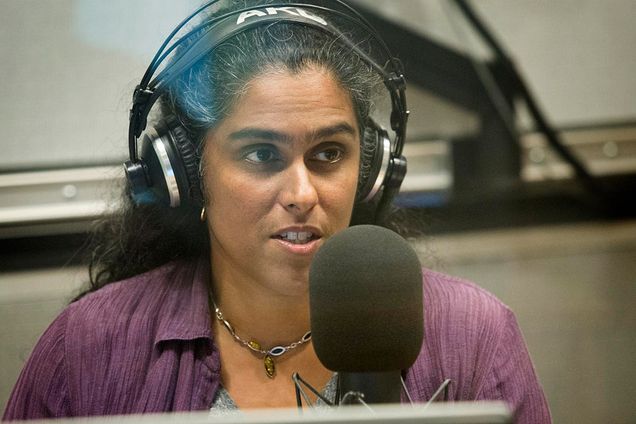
[154,258,214,345]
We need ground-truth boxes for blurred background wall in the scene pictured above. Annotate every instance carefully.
[1,1,635,422]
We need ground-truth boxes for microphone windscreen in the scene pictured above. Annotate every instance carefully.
[309,225,423,372]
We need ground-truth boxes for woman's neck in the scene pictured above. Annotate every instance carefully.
[209,254,332,408]
[210,266,311,349]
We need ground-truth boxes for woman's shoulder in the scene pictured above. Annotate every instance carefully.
[417,268,518,380]
[422,268,512,325]
[415,269,551,421]
[64,258,210,345]
[69,261,180,320]
[4,259,212,419]
[406,269,523,400]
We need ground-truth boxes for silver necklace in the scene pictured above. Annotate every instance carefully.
[213,305,312,379]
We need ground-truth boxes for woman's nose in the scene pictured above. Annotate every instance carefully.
[279,160,319,215]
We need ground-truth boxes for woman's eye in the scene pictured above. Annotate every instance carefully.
[244,147,278,164]
[313,148,344,163]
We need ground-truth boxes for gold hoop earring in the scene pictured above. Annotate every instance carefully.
[200,206,207,222]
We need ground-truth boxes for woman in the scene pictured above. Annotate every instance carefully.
[4,1,550,422]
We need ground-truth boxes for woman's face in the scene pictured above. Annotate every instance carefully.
[202,66,360,297]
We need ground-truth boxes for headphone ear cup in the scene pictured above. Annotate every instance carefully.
[167,123,203,206]
[133,122,200,208]
[356,118,392,203]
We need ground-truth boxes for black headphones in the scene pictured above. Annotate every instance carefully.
[125,1,409,219]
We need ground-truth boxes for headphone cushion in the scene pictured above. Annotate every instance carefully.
[356,118,386,203]
[169,123,203,205]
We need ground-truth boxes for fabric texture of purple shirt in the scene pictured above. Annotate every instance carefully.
[3,259,550,422]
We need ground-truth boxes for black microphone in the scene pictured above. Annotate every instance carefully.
[309,225,423,404]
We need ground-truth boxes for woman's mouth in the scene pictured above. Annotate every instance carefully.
[275,231,319,245]
[272,228,323,255]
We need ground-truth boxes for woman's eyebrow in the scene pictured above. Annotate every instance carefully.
[228,128,292,144]
[228,122,356,144]
[309,122,357,141]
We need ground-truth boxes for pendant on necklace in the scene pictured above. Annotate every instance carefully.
[264,354,276,379]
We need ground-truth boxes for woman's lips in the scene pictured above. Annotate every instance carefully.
[271,228,323,255]
[272,236,321,255]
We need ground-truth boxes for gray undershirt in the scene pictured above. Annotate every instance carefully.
[210,373,338,415]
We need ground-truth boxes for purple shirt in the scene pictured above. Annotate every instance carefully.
[3,259,550,422]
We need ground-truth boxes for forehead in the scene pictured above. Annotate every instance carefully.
[220,66,358,133]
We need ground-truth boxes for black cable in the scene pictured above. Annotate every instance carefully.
[452,0,609,201]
